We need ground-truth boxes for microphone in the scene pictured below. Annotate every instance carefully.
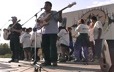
[8,19,12,21]
[41,8,44,11]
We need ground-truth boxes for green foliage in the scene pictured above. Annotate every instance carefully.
[0,47,11,55]
[0,54,11,58]
[0,43,11,57]
[0,43,9,48]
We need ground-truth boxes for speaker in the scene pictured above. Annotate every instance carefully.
[107,40,114,72]
[100,40,114,72]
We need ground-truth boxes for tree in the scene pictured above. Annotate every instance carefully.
[0,43,11,55]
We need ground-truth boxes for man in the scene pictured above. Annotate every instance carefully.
[37,1,62,66]
[90,16,103,62]
[8,16,22,63]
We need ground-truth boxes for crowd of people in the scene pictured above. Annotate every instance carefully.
[4,1,103,67]
[57,16,103,64]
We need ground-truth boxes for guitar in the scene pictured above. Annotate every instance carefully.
[3,20,21,40]
[36,2,76,29]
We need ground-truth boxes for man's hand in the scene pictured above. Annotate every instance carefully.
[11,28,16,32]
[11,28,22,33]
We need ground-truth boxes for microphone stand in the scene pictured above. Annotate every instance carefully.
[21,9,42,26]
[18,9,48,72]
[33,13,48,72]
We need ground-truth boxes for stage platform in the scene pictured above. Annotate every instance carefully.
[0,58,101,72]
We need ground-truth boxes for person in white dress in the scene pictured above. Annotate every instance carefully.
[88,22,95,61]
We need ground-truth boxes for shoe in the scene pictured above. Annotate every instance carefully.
[14,59,19,63]
[73,58,80,62]
[41,62,51,66]
[58,56,67,63]
[93,59,99,63]
[67,56,73,61]
[8,60,15,63]
[52,62,57,66]
[24,58,28,61]
[59,59,66,62]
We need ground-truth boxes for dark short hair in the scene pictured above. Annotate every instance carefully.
[91,16,97,21]
[67,27,72,30]
[11,16,17,20]
[25,28,30,32]
[28,27,32,30]
[22,27,26,31]
[78,19,85,24]
[45,1,52,7]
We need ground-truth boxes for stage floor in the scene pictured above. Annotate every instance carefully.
[0,58,101,72]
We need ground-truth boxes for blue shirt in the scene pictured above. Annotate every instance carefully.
[40,11,60,34]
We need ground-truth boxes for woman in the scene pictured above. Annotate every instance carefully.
[88,22,95,61]
[74,19,90,63]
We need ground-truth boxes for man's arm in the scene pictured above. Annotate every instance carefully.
[12,29,22,33]
[12,24,22,33]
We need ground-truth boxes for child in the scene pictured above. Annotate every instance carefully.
[20,28,31,61]
[19,27,26,60]
[57,26,70,62]
[30,28,42,64]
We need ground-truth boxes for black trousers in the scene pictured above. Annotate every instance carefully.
[42,34,58,63]
[94,39,103,59]
[10,36,20,60]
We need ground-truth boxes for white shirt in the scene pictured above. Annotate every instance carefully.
[20,32,31,48]
[75,24,89,34]
[30,32,42,48]
[93,21,103,39]
[57,29,69,46]
[20,31,25,43]
[39,11,59,34]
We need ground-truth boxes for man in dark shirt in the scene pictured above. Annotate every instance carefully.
[8,16,22,63]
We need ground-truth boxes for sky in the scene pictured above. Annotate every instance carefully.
[0,0,114,43]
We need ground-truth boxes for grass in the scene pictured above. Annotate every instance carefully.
[0,54,11,58]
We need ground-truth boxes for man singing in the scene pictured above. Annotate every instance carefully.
[8,16,22,63]
[37,1,62,66]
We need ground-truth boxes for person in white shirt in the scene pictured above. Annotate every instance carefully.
[57,26,69,62]
[19,27,26,60]
[90,16,103,61]
[30,28,42,64]
[74,19,90,63]
[20,28,31,61]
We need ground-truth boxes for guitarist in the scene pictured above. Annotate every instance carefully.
[37,1,62,66]
[8,16,22,63]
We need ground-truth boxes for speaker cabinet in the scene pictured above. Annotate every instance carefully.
[100,40,114,72]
